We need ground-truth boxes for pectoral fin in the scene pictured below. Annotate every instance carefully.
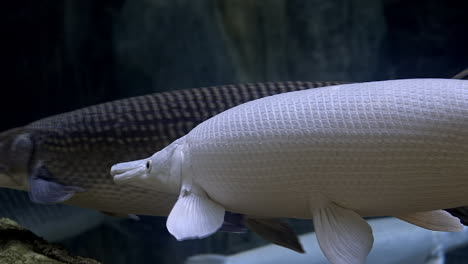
[396,210,464,232]
[245,217,305,253]
[312,203,374,264]
[167,186,225,240]
[29,164,84,204]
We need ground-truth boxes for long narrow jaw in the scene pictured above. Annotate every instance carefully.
[110,159,148,187]
[111,143,184,194]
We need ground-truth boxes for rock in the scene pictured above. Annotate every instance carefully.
[0,218,101,264]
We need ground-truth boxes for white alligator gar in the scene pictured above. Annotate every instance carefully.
[111,78,468,264]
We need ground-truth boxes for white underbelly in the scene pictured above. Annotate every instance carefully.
[203,182,468,219]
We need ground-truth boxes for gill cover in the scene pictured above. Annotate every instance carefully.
[0,128,33,189]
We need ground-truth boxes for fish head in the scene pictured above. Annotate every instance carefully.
[0,128,33,190]
[111,154,172,191]
[111,142,184,194]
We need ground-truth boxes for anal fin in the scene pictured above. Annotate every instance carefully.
[395,210,463,232]
[245,217,305,253]
[167,187,225,240]
[29,164,84,204]
[219,212,247,233]
[312,203,374,264]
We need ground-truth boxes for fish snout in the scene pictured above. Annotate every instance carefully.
[110,159,148,186]
[110,158,145,176]
[112,166,147,185]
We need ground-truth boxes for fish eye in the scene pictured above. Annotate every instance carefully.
[146,160,152,171]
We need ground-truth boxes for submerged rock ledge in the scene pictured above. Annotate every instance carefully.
[0,218,101,264]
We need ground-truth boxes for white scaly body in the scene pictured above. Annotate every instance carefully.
[112,79,468,264]
[185,78,468,218]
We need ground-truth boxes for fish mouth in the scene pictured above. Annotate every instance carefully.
[110,159,147,185]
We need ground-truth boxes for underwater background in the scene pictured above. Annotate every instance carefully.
[1,0,468,263]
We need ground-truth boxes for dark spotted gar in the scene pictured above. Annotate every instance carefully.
[0,81,344,252]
